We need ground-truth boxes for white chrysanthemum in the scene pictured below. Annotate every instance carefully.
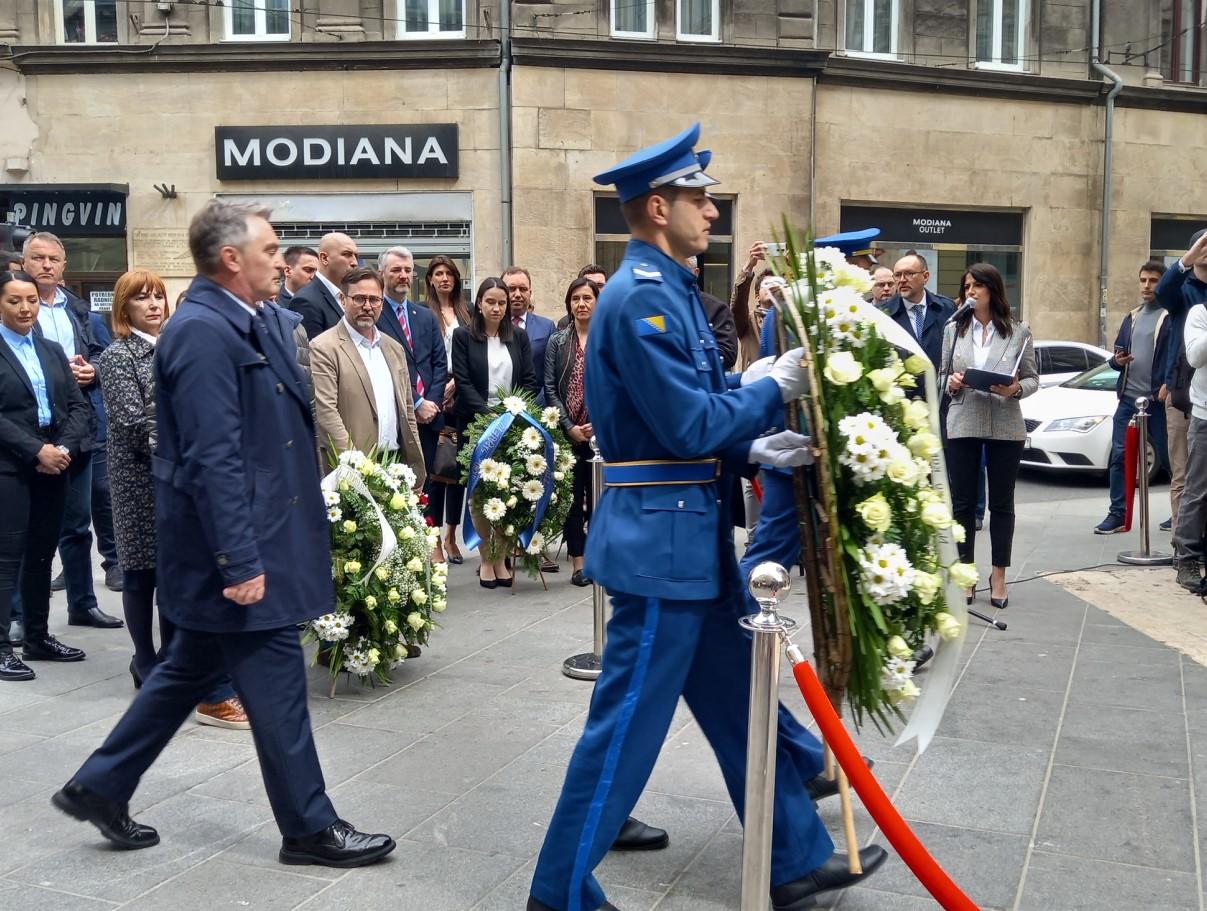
[394,464,417,488]
[811,246,849,273]
[341,641,374,676]
[526,454,547,476]
[326,506,342,523]
[881,656,917,690]
[540,406,562,429]
[503,395,527,415]
[521,427,543,451]
[496,463,512,483]
[322,489,340,507]
[858,542,915,606]
[479,459,501,484]
[525,531,545,555]
[521,479,544,502]
[483,498,507,521]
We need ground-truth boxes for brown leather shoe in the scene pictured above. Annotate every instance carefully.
[195,697,250,730]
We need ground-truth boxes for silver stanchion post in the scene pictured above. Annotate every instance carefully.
[739,562,798,910]
[1119,396,1173,566]
[562,437,606,680]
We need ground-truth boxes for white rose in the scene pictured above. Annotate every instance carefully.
[823,351,862,386]
[886,635,911,659]
[948,562,979,589]
[920,501,954,529]
[935,611,963,641]
[907,432,941,460]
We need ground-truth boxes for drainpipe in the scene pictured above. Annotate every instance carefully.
[497,0,514,267]
[1091,0,1123,347]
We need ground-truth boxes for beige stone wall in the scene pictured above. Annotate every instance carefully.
[510,67,813,314]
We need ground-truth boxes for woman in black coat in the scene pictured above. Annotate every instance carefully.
[451,277,538,587]
[544,278,598,587]
[0,270,90,680]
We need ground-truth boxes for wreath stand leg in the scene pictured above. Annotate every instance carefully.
[329,674,338,699]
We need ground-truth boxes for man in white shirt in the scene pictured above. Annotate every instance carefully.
[310,268,425,486]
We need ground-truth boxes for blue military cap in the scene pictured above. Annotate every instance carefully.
[594,123,719,204]
[815,228,883,261]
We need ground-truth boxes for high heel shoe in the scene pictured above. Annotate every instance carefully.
[129,658,142,690]
[479,578,498,590]
[496,574,513,589]
[965,587,975,605]
[990,591,1009,609]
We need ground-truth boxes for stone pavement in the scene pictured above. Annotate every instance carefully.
[0,470,1203,911]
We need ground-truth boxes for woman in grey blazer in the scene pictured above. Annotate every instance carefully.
[941,263,1039,608]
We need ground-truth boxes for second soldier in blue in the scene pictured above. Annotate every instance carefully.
[527,126,887,911]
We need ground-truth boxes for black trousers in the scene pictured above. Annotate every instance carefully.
[562,441,594,558]
[946,437,1024,568]
[0,467,69,649]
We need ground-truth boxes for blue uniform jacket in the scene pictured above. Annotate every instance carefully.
[583,239,782,601]
[151,276,334,633]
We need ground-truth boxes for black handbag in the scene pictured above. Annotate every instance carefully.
[429,428,461,483]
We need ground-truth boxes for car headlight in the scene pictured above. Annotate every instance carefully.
[1044,415,1108,433]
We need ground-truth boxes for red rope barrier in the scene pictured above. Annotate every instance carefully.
[790,659,981,911]
[1122,421,1138,532]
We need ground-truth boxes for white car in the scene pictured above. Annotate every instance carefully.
[1033,340,1112,388]
[1021,361,1162,479]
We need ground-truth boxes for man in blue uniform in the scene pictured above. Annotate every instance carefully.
[51,200,393,868]
[528,126,885,911]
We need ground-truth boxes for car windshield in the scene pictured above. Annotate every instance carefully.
[1062,362,1119,391]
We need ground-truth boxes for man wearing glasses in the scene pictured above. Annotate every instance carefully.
[310,267,426,485]
[879,251,956,373]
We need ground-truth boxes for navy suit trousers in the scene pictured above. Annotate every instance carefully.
[74,624,337,838]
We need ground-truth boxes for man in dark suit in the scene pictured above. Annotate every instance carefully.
[277,245,319,307]
[52,200,394,867]
[377,247,447,536]
[288,232,358,339]
[502,267,556,404]
[879,251,956,374]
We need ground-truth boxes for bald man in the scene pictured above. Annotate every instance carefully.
[289,232,360,339]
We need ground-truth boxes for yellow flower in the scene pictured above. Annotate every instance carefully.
[387,588,401,603]
[822,351,862,386]
[902,399,930,431]
[868,367,898,394]
[406,612,425,631]
[855,493,892,532]
[907,431,941,460]
[951,524,966,544]
[389,492,407,511]
[364,595,377,610]
[432,599,447,613]
[360,461,376,477]
[343,560,362,576]
[338,479,350,492]
[935,612,963,641]
[342,519,357,534]
[406,557,424,573]
[400,526,416,540]
[384,619,398,634]
[367,648,380,664]
[912,570,941,604]
[879,385,906,406]
[948,562,978,589]
[886,635,911,658]
[904,354,930,375]
[412,589,427,605]
[920,501,954,529]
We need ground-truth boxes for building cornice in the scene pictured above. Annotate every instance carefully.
[510,37,831,78]
[4,40,501,75]
[1114,83,1207,114]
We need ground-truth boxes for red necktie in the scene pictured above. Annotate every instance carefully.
[398,308,424,397]
[513,315,522,326]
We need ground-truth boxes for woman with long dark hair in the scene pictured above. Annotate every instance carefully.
[941,262,1039,608]
[452,277,538,588]
[545,278,598,586]
[424,256,470,563]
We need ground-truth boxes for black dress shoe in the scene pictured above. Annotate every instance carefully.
[129,657,142,689]
[912,644,934,670]
[50,571,66,592]
[52,780,159,849]
[105,567,124,592]
[611,816,669,851]
[7,620,22,647]
[571,570,591,587]
[68,607,124,629]
[528,899,619,911]
[23,635,86,662]
[280,819,395,868]
[0,649,35,681]
[805,756,874,802]
[770,846,889,910]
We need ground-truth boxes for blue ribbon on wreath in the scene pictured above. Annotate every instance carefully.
[462,407,556,552]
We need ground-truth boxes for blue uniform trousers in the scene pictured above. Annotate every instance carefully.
[530,589,833,911]
[737,469,826,781]
[74,624,337,838]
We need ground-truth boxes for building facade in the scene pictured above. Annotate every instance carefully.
[0,0,1204,341]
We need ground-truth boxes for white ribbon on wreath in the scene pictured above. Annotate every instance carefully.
[321,463,398,586]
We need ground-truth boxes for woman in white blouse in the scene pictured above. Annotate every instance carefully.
[941,263,1039,609]
[451,277,538,588]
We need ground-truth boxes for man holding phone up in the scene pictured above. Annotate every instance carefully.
[1094,260,1172,535]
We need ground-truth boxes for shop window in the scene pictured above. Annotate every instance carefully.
[1161,0,1203,84]
[845,0,898,58]
[225,0,291,41]
[58,0,119,44]
[593,195,734,302]
[678,0,719,42]
[394,0,466,38]
[612,0,656,39]
[975,0,1027,70]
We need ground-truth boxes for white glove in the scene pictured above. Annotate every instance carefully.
[769,347,809,402]
[741,355,775,386]
[748,430,813,468]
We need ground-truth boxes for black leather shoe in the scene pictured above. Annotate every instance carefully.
[279,819,395,868]
[528,899,619,911]
[805,756,874,802]
[50,571,66,592]
[0,649,35,681]
[912,644,934,670]
[770,846,889,910]
[7,620,22,647]
[68,607,124,629]
[105,567,124,592]
[611,815,669,851]
[52,780,159,849]
[571,570,591,587]
[23,635,86,662]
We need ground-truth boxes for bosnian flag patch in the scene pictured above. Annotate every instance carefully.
[635,315,667,336]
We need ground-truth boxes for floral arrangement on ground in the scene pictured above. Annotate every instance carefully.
[458,391,576,574]
[308,450,447,684]
[772,234,976,729]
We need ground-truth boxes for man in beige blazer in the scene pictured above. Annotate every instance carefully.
[310,267,426,487]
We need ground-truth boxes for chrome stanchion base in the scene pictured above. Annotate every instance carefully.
[562,653,602,680]
[1118,549,1174,566]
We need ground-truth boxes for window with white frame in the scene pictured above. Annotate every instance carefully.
[845,0,898,57]
[612,0,655,39]
[58,0,119,44]
[395,0,466,38]
[226,0,291,41]
[975,0,1027,68]
[678,0,719,41]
